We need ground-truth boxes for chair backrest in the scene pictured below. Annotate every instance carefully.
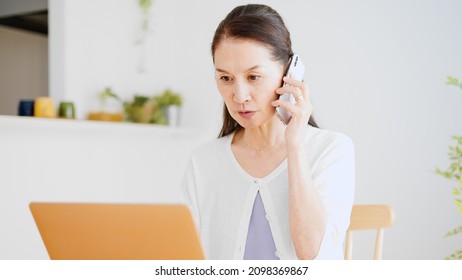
[344,204,395,260]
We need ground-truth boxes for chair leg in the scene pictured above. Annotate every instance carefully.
[345,230,353,260]
[373,228,384,260]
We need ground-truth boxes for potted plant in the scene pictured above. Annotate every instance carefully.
[123,95,166,124]
[155,88,183,126]
[88,87,124,122]
[435,76,462,260]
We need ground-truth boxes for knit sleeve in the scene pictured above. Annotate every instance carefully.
[313,133,355,259]
[179,157,201,232]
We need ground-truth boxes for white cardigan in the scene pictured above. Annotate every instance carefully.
[180,125,355,260]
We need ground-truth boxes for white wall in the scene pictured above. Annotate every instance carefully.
[49,0,222,130]
[0,26,48,115]
[299,0,462,260]
[43,0,462,259]
[0,116,214,259]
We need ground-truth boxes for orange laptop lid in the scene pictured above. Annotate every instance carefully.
[29,203,205,260]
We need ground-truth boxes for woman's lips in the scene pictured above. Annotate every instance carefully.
[238,111,256,119]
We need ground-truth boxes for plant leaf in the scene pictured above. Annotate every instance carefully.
[445,249,462,260]
[444,225,462,237]
[447,76,459,85]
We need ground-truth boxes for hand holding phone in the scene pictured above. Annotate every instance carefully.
[275,54,305,125]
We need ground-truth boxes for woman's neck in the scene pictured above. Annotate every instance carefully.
[234,116,286,152]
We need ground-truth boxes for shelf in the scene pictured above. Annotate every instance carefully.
[0,115,205,138]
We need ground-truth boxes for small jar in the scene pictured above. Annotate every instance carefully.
[18,99,35,116]
[58,102,76,119]
[34,97,56,118]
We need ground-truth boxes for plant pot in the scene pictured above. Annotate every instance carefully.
[164,105,180,127]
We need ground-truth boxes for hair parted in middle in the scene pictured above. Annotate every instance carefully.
[211,4,318,137]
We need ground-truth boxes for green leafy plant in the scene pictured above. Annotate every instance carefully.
[138,0,153,31]
[123,94,166,124]
[436,135,462,214]
[122,89,182,125]
[155,88,183,107]
[98,87,121,104]
[446,76,462,90]
[435,76,462,260]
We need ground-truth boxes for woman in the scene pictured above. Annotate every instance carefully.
[181,4,355,260]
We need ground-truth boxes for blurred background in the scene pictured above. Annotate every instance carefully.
[0,0,461,260]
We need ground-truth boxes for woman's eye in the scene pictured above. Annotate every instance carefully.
[248,75,261,81]
[220,76,231,82]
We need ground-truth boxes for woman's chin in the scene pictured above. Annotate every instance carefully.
[235,118,259,129]
[234,114,277,129]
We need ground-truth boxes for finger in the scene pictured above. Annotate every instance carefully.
[271,99,298,112]
[275,85,303,97]
[275,88,305,105]
[282,76,309,99]
[292,88,305,104]
[294,94,305,103]
[272,99,310,123]
[283,76,305,88]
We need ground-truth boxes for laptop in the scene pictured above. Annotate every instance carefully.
[29,202,205,260]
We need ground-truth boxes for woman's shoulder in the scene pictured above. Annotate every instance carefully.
[190,133,232,160]
[307,125,354,155]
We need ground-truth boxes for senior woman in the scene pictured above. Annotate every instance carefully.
[181,4,355,260]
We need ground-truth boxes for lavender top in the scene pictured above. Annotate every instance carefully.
[244,192,279,260]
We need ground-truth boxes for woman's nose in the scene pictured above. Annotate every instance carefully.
[232,81,251,103]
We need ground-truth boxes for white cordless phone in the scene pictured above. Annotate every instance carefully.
[275,54,305,125]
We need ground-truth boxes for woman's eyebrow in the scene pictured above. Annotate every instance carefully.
[215,65,263,73]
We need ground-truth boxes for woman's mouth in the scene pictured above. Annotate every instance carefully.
[238,111,256,119]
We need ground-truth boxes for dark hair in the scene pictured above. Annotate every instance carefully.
[211,4,319,138]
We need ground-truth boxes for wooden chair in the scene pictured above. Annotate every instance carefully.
[344,204,395,260]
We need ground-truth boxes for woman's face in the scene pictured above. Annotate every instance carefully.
[214,39,285,129]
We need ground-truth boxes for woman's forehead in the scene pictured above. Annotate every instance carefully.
[214,39,278,71]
